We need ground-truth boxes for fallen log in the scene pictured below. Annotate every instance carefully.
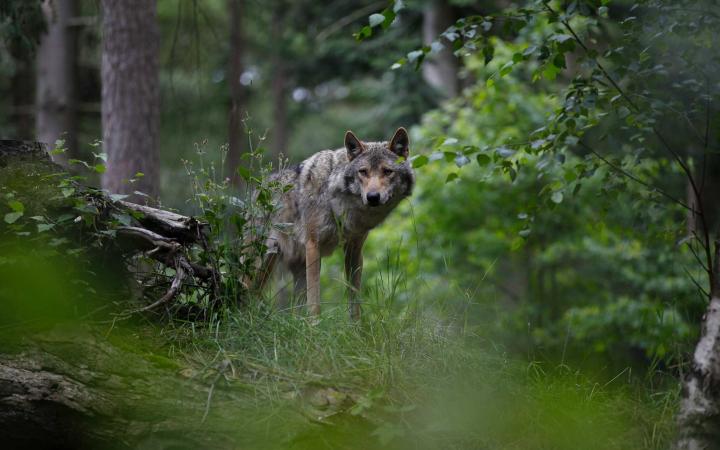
[0,140,220,312]
[0,327,239,449]
[117,200,205,244]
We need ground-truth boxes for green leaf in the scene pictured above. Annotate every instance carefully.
[4,212,23,224]
[407,50,424,62]
[496,147,516,158]
[476,154,491,166]
[543,63,561,80]
[550,34,573,43]
[37,223,54,232]
[499,61,514,77]
[565,135,579,146]
[551,191,564,204]
[368,13,385,27]
[354,25,372,41]
[113,213,133,226]
[237,166,251,180]
[381,10,396,29]
[522,45,537,56]
[428,152,444,162]
[7,200,24,212]
[62,187,75,198]
[510,236,525,251]
[446,172,459,183]
[110,194,129,201]
[483,44,495,65]
[455,154,470,167]
[411,155,428,168]
[94,163,106,174]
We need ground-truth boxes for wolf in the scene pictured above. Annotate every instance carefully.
[254,127,414,320]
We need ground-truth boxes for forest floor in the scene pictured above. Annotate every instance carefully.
[1,300,678,450]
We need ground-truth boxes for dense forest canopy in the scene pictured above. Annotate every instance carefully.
[1,0,720,449]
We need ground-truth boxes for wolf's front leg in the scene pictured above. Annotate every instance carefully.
[305,239,321,316]
[344,236,366,320]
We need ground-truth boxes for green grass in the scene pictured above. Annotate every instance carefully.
[145,280,679,450]
[0,151,680,449]
[0,233,679,449]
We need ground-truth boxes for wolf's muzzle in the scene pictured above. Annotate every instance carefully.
[366,192,381,206]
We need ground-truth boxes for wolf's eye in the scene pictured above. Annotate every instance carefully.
[358,169,369,176]
[383,168,394,176]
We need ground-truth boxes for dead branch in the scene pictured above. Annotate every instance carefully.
[135,257,190,312]
[117,201,205,244]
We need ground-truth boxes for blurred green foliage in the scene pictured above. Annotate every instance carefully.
[357,31,702,370]
[1,0,716,446]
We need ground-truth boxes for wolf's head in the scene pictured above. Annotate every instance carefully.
[343,128,415,207]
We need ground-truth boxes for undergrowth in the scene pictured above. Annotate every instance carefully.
[143,280,678,450]
[134,139,681,449]
[0,140,678,449]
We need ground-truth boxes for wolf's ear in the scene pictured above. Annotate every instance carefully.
[389,127,409,159]
[345,130,365,161]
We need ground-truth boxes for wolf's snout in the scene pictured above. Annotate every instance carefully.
[366,192,381,206]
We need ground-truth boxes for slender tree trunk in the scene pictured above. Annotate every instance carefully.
[269,6,289,161]
[677,146,720,449]
[101,0,160,201]
[270,63,288,161]
[422,0,459,98]
[676,242,720,449]
[36,0,78,164]
[8,43,35,141]
[227,0,246,188]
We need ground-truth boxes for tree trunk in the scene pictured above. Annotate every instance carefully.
[101,0,160,202]
[269,6,289,161]
[676,243,720,449]
[422,0,459,98]
[677,147,720,448]
[227,0,246,188]
[36,0,78,165]
[8,43,35,141]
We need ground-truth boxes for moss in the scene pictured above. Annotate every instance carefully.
[0,161,70,217]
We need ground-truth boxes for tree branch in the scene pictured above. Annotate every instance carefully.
[579,141,693,212]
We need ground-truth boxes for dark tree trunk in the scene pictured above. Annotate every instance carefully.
[36,0,78,164]
[269,5,289,161]
[8,43,35,141]
[227,0,246,188]
[422,0,459,98]
[101,0,160,202]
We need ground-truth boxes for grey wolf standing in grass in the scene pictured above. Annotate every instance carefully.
[255,128,414,320]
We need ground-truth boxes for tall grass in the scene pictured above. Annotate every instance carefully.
[148,246,678,450]
[108,139,680,449]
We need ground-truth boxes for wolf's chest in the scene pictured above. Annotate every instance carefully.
[333,198,391,232]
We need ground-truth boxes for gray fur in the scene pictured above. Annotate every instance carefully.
[270,141,414,264]
[259,129,414,316]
